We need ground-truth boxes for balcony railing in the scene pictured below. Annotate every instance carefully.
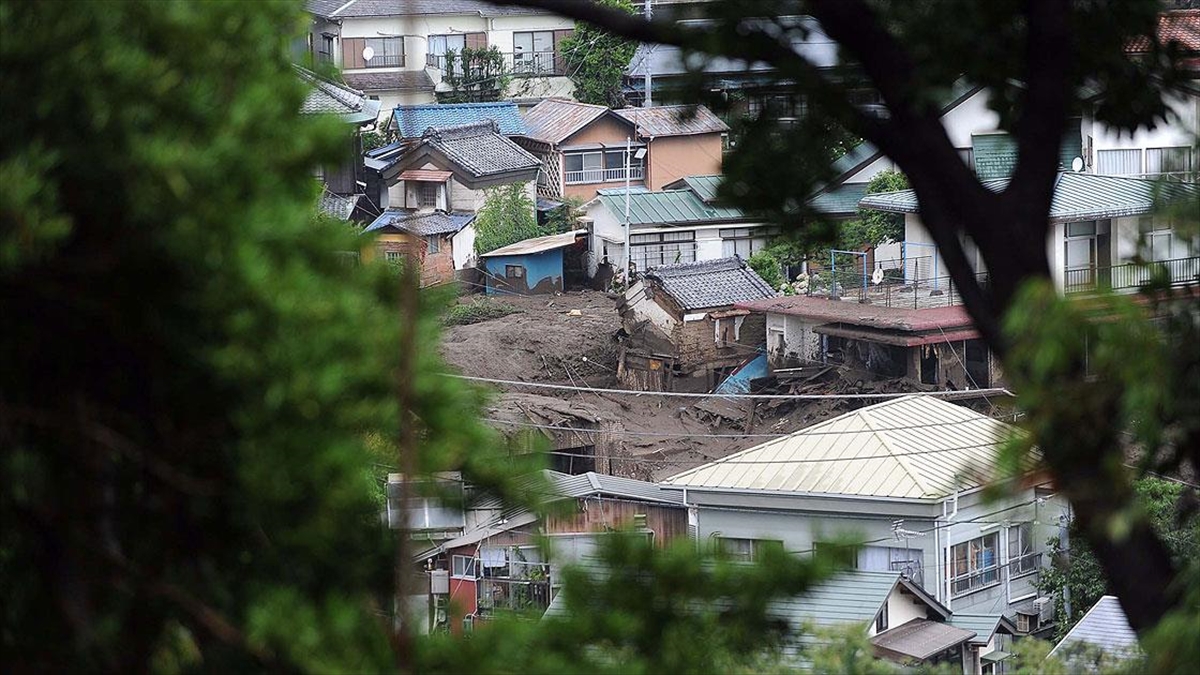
[564,166,644,185]
[425,53,465,76]
[505,51,563,76]
[364,54,404,68]
[1064,256,1200,294]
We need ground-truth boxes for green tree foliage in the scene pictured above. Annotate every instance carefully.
[748,249,785,290]
[838,169,909,249]
[438,46,511,103]
[1037,477,1200,640]
[0,0,525,669]
[560,0,638,107]
[542,196,586,234]
[473,183,541,254]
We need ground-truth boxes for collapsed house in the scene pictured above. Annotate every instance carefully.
[617,257,775,392]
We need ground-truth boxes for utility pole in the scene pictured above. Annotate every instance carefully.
[623,136,632,286]
[643,0,653,107]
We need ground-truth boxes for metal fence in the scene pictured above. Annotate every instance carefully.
[1064,256,1200,294]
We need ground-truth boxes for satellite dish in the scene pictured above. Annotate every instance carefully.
[872,266,885,285]
[1071,156,1084,172]
[362,46,375,62]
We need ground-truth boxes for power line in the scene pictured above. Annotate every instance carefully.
[453,374,1015,400]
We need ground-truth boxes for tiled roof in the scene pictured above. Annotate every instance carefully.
[860,172,1200,223]
[423,120,541,179]
[308,0,546,19]
[391,101,526,138]
[597,189,748,226]
[1050,596,1139,661]
[646,257,775,310]
[295,66,381,124]
[614,105,729,137]
[1126,10,1200,52]
[480,229,586,257]
[342,70,433,93]
[520,98,625,145]
[317,191,359,220]
[662,395,1030,500]
[735,297,976,333]
[362,209,475,236]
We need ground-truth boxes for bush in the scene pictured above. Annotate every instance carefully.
[444,298,521,326]
[748,250,784,290]
[473,184,541,255]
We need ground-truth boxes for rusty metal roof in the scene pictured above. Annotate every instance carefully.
[736,296,975,333]
[614,104,729,137]
[520,98,633,145]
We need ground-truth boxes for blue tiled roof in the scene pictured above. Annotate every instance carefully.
[390,102,527,138]
[362,209,476,236]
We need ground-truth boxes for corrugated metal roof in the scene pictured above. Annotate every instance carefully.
[859,172,1200,223]
[871,619,977,660]
[390,101,526,138]
[597,189,748,226]
[480,229,586,257]
[614,105,729,137]
[662,395,1025,500]
[1050,596,1140,660]
[948,614,1014,645]
[809,182,870,216]
[546,470,685,505]
[311,0,546,18]
[665,175,722,203]
[521,99,626,145]
[971,130,1082,180]
[646,257,776,310]
[768,570,901,631]
[625,16,839,78]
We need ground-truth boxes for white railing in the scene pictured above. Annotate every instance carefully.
[564,165,644,185]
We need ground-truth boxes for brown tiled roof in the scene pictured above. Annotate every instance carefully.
[735,295,975,333]
[520,98,629,145]
[1126,10,1200,52]
[615,104,729,137]
[342,70,434,92]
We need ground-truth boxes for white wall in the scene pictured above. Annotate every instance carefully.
[1089,91,1200,157]
[623,280,679,335]
[867,587,933,638]
[452,223,477,270]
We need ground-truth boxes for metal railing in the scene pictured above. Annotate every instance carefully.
[1064,255,1200,294]
[1008,551,1042,577]
[951,563,1002,596]
[425,53,463,75]
[506,51,563,76]
[365,53,404,68]
[802,268,990,310]
[564,165,644,185]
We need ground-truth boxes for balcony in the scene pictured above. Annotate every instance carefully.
[364,53,404,68]
[564,166,644,185]
[425,53,465,77]
[1064,256,1200,294]
[505,51,564,76]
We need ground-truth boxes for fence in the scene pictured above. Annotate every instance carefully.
[1064,256,1200,294]
[564,165,644,185]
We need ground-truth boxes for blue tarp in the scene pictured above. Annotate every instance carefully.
[715,353,768,395]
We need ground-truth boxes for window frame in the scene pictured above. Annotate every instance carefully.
[426,235,441,255]
[1007,523,1038,578]
[363,37,405,69]
[452,554,479,579]
[716,536,783,563]
[417,182,439,209]
[505,264,525,279]
[948,532,1000,597]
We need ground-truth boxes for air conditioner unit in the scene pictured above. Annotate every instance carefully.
[1033,596,1053,625]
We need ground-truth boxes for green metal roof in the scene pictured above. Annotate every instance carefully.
[972,126,1082,180]
[949,613,1014,645]
[810,182,870,217]
[676,175,723,203]
[859,172,1200,223]
[598,189,748,226]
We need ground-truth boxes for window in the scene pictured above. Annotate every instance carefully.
[427,33,467,71]
[418,182,438,209]
[720,227,778,259]
[385,250,405,262]
[452,555,479,579]
[1146,146,1193,180]
[949,532,999,596]
[746,93,805,120]
[1015,613,1032,634]
[1008,523,1038,577]
[364,37,404,68]
[1139,217,1191,262]
[630,231,695,270]
[876,603,889,633]
[1063,221,1098,292]
[506,264,525,279]
[317,34,334,63]
[1095,148,1141,176]
[717,537,783,562]
[426,235,440,255]
[563,150,643,184]
[513,30,556,74]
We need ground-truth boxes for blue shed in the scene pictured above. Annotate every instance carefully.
[480,230,586,295]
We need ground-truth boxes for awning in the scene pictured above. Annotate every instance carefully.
[399,169,453,182]
[813,323,981,347]
[981,651,1012,663]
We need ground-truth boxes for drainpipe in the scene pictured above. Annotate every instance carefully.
[943,489,959,611]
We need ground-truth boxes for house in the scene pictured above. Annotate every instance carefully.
[303,0,576,121]
[514,99,728,202]
[583,176,778,280]
[479,229,588,295]
[361,210,476,287]
[389,469,689,633]
[296,65,381,219]
[659,395,1066,623]
[618,257,775,391]
[860,173,1200,294]
[387,101,528,139]
[1048,595,1139,665]
[737,296,997,389]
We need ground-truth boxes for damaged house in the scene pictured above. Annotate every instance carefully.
[618,257,775,392]
[737,296,998,390]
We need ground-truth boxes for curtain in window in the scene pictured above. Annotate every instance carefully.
[1095,149,1142,176]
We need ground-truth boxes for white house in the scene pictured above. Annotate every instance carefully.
[304,0,576,121]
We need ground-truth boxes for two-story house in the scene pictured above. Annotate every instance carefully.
[304,0,576,123]
[296,65,380,220]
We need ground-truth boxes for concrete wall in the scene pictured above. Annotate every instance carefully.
[366,231,456,286]
[645,134,724,190]
[483,248,565,295]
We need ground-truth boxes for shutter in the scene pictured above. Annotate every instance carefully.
[552,29,574,75]
[342,37,366,69]
[464,32,487,50]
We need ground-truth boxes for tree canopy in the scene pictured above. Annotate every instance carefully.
[560,0,640,107]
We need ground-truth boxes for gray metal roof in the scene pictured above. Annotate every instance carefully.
[520,99,631,145]
[309,0,545,19]
[390,101,527,138]
[768,570,897,630]
[480,229,586,257]
[614,105,729,137]
[626,16,839,78]
[948,613,1016,645]
[546,470,686,505]
[871,618,977,661]
[646,257,776,310]
[295,66,381,124]
[597,189,748,226]
[662,395,1029,500]
[1049,596,1140,661]
[859,172,1200,223]
[424,121,542,179]
[362,209,475,236]
[342,70,434,93]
